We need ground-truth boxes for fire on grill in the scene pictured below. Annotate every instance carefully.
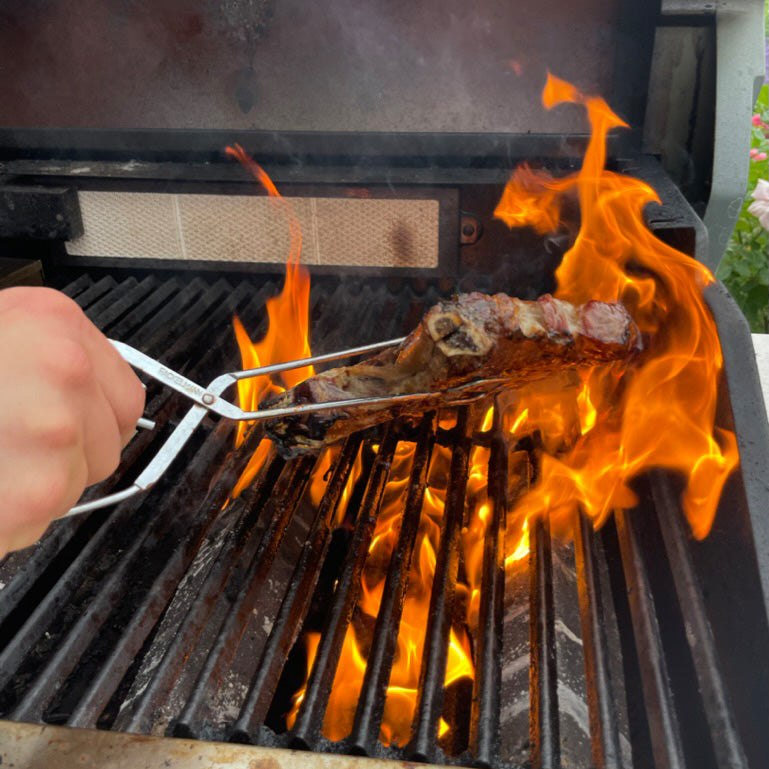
[214,75,738,755]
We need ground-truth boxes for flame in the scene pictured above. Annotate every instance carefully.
[286,632,321,722]
[334,444,365,527]
[494,165,564,234]
[495,74,738,541]
[232,73,738,748]
[225,144,314,496]
[480,406,494,432]
[378,442,455,747]
[505,519,530,568]
[285,442,416,740]
[290,437,479,746]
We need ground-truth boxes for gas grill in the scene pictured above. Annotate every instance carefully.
[0,2,767,769]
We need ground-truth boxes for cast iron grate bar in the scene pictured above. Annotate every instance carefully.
[129,277,208,350]
[348,416,436,755]
[65,420,265,729]
[0,487,160,702]
[649,471,748,769]
[408,408,471,763]
[0,274,274,716]
[172,452,319,739]
[13,419,236,724]
[112,429,282,734]
[108,279,180,341]
[82,276,158,329]
[289,426,400,750]
[230,434,366,743]
[615,508,685,769]
[573,509,623,769]
[70,276,117,309]
[468,405,509,767]
[529,515,560,769]
[59,273,93,299]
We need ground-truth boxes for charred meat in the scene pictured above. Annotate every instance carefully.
[262,292,641,457]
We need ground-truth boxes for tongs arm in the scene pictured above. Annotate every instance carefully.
[111,338,408,421]
[64,336,506,518]
[65,337,405,517]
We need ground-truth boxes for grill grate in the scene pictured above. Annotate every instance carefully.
[0,270,767,769]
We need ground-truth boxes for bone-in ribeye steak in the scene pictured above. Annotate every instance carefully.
[262,292,642,457]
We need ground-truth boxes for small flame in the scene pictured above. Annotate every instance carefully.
[576,373,597,436]
[334,444,365,527]
[445,627,475,686]
[480,406,495,432]
[286,632,321,722]
[505,519,530,567]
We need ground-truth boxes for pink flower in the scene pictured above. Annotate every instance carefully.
[748,179,769,231]
[756,152,768,162]
[753,114,763,127]
[750,148,759,157]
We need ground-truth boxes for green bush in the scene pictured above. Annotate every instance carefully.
[716,82,769,332]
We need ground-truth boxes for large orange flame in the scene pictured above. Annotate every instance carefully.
[495,74,739,541]
[225,144,315,497]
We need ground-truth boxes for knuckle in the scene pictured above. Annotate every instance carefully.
[29,407,81,450]
[0,287,82,323]
[22,465,72,522]
[45,339,93,388]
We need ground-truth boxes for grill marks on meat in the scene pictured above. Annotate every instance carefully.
[261,293,642,457]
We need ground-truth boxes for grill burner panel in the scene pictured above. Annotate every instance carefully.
[0,260,767,769]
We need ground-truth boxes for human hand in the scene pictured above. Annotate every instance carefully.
[0,287,145,556]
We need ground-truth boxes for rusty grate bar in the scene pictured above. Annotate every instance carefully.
[14,419,237,726]
[348,417,436,754]
[66,425,270,729]
[408,408,470,763]
[468,408,508,766]
[113,436,283,734]
[289,426,400,749]
[615,508,685,769]
[173,452,319,738]
[230,434,366,742]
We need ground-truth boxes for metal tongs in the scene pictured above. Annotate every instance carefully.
[64,338,508,518]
